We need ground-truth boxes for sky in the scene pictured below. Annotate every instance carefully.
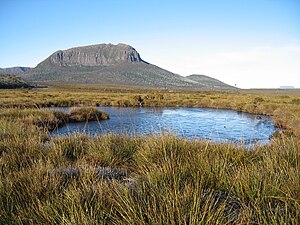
[0,0,299,88]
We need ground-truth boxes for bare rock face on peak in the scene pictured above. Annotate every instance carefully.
[22,43,235,90]
[38,43,145,68]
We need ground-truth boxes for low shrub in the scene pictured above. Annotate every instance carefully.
[69,107,109,122]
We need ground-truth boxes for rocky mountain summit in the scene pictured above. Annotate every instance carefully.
[38,43,145,68]
[22,43,235,90]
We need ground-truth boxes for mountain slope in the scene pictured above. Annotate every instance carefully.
[0,74,31,89]
[186,74,235,90]
[27,63,205,88]
[22,43,234,90]
[22,43,205,89]
[0,67,31,75]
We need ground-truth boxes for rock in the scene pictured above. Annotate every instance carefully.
[38,43,145,67]
[54,166,128,181]
[96,167,128,180]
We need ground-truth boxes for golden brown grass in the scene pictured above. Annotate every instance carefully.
[0,119,299,224]
[0,84,299,135]
[0,84,299,224]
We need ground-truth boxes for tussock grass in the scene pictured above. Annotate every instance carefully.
[0,116,299,224]
[0,85,299,224]
[0,107,109,132]
[69,107,109,122]
[0,86,299,136]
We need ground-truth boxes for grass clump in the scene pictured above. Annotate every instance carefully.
[0,85,299,224]
[0,107,109,132]
[0,121,299,224]
[68,107,109,122]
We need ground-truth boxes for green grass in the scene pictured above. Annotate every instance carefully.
[0,85,299,224]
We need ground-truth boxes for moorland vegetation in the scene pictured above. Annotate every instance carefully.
[0,84,299,224]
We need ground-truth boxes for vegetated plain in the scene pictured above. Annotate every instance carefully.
[0,83,299,224]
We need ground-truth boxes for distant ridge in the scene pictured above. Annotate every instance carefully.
[0,67,31,75]
[22,43,235,90]
[280,86,294,89]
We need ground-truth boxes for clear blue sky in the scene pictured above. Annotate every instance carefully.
[1,0,299,88]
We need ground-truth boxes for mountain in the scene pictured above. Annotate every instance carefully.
[186,74,235,90]
[0,67,31,75]
[0,74,31,89]
[22,43,235,90]
[36,43,146,68]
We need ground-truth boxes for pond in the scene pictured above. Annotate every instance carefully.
[51,107,276,146]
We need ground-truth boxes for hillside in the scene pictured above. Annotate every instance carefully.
[0,67,31,74]
[22,43,235,90]
[186,74,235,89]
[0,74,31,89]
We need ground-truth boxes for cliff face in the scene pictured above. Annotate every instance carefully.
[23,43,203,88]
[37,43,145,68]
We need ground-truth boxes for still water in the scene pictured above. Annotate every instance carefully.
[51,107,276,146]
